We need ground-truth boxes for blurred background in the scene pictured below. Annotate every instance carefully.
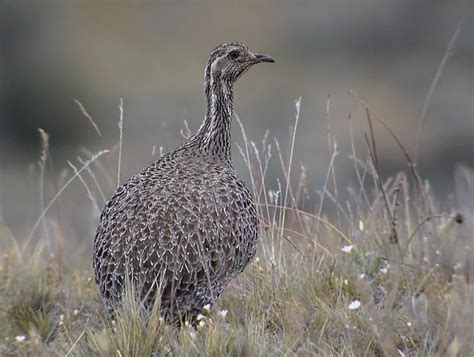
[0,1,472,249]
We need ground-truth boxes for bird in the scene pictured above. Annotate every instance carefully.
[93,42,274,323]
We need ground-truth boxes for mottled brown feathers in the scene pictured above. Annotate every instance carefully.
[93,43,274,322]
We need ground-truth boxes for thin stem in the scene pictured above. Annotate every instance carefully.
[281,98,302,234]
[26,150,110,246]
[117,98,124,188]
[68,161,101,214]
[414,24,462,163]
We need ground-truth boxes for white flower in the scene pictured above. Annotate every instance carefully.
[359,273,365,279]
[196,314,205,321]
[407,322,412,327]
[73,309,79,316]
[15,335,26,342]
[341,245,353,254]
[380,266,388,274]
[358,220,364,232]
[348,300,361,310]
[198,320,205,328]
[203,304,211,312]
[218,310,228,318]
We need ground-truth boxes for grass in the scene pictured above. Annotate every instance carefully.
[0,192,471,355]
[0,34,472,354]
[1,102,472,356]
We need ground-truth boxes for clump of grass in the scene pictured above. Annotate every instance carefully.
[0,248,60,351]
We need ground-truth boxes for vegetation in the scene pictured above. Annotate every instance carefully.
[1,89,472,356]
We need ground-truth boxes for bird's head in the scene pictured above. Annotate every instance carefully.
[204,42,274,92]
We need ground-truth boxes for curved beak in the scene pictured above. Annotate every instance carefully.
[252,53,275,64]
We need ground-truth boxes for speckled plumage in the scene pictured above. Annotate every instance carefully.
[93,43,274,322]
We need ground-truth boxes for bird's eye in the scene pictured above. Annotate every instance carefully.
[229,50,240,59]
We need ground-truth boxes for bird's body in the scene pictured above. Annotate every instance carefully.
[93,42,274,322]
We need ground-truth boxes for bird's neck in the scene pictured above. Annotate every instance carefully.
[192,77,234,162]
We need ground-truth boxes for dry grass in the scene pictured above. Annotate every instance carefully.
[0,92,472,356]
